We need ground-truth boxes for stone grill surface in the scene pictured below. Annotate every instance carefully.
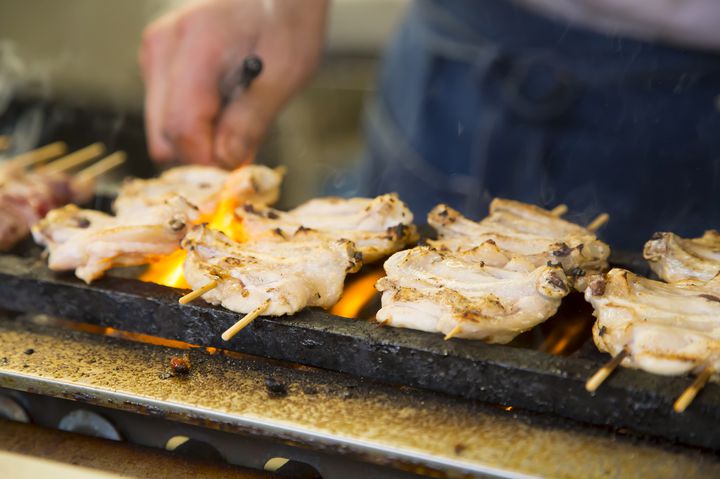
[0,245,719,451]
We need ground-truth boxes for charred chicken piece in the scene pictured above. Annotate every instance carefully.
[375,246,570,343]
[236,193,418,263]
[643,231,720,283]
[182,225,362,316]
[114,164,284,216]
[428,200,610,289]
[585,268,720,377]
[32,195,198,283]
[0,168,94,251]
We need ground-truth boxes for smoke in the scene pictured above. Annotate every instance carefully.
[0,41,50,156]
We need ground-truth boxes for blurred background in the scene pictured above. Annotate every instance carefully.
[0,0,408,207]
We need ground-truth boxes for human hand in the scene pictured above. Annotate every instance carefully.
[140,0,329,167]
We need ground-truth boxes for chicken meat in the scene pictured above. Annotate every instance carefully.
[114,164,283,216]
[643,230,720,283]
[236,193,417,263]
[375,245,570,343]
[0,168,93,251]
[182,225,362,316]
[428,200,610,289]
[32,195,198,283]
[585,268,720,377]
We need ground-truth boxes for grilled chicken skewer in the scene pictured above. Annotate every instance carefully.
[32,163,285,281]
[32,196,198,283]
[0,168,95,251]
[428,200,610,289]
[0,143,118,252]
[0,142,68,182]
[376,246,570,343]
[181,225,362,320]
[584,269,720,389]
[114,164,284,215]
[236,193,417,263]
[643,230,720,283]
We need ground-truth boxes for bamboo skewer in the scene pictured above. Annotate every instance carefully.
[0,135,10,151]
[178,280,218,305]
[550,204,568,217]
[587,213,610,232]
[673,365,714,413]
[6,141,68,170]
[444,325,462,340]
[42,142,105,173]
[222,299,271,341]
[75,151,126,182]
[586,348,628,392]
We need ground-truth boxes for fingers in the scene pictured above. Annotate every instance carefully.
[140,9,226,166]
[139,15,178,163]
[214,86,276,168]
[160,27,225,165]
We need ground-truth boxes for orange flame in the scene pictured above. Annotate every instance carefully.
[330,268,384,318]
[139,249,189,289]
[139,186,246,288]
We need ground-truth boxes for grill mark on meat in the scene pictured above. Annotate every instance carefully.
[590,279,606,296]
[547,272,569,293]
[699,293,720,304]
[168,218,186,232]
[386,224,409,240]
[570,267,586,278]
[552,243,571,257]
[74,217,91,228]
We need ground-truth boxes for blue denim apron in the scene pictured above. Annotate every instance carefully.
[359,0,720,250]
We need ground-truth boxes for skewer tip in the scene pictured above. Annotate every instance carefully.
[585,349,628,393]
[550,204,568,217]
[587,213,610,232]
[178,280,218,305]
[673,366,714,413]
[221,299,271,341]
[444,325,462,341]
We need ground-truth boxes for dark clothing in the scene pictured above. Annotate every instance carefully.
[361,0,720,250]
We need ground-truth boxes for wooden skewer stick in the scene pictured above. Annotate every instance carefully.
[586,348,628,392]
[444,325,462,340]
[43,142,106,173]
[75,151,126,182]
[550,204,568,217]
[673,365,714,413]
[0,135,10,151]
[178,280,218,305]
[587,213,610,232]
[6,141,68,169]
[222,299,271,341]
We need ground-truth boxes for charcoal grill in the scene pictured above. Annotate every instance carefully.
[1,102,719,477]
